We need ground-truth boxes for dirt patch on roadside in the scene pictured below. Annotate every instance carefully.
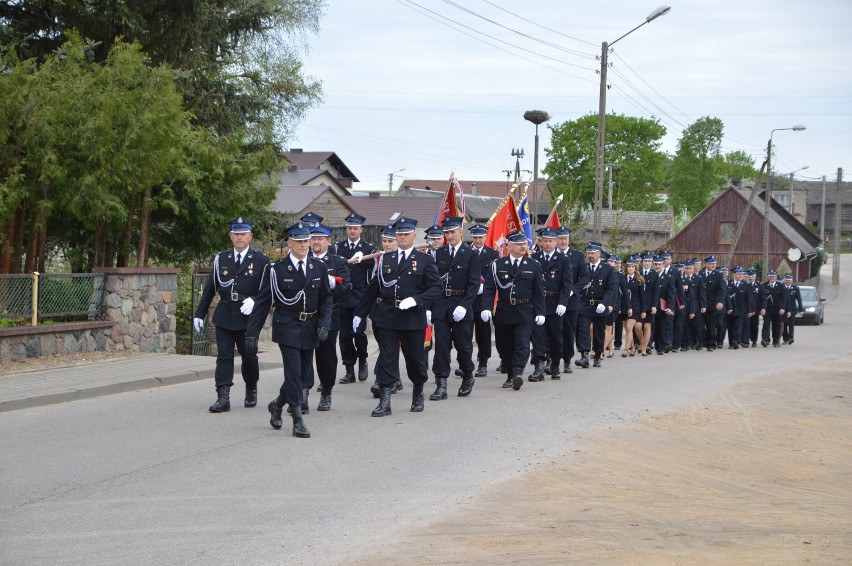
[352,359,852,565]
[0,349,147,375]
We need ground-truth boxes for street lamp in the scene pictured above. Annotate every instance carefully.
[784,165,808,215]
[593,5,670,241]
[763,125,806,275]
[524,110,550,234]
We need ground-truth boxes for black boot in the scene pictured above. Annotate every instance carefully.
[358,358,369,381]
[371,379,381,398]
[502,374,514,388]
[528,361,545,382]
[390,379,404,394]
[291,405,310,438]
[371,387,392,417]
[209,385,231,413]
[340,365,356,384]
[550,364,561,380]
[563,361,572,374]
[411,382,425,412]
[287,387,310,415]
[475,362,487,377]
[454,368,463,377]
[593,355,602,368]
[458,372,475,397]
[511,367,523,391]
[268,397,283,430]
[497,361,509,374]
[430,377,448,400]
[317,386,332,411]
[575,354,590,369]
[244,386,257,408]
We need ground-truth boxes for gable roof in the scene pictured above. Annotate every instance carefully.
[272,186,349,215]
[583,210,673,234]
[341,195,444,226]
[283,149,358,182]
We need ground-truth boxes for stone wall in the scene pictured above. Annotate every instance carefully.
[0,268,178,363]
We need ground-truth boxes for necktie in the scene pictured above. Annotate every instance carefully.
[545,254,550,263]
[350,242,355,251]
[513,259,519,269]
[297,260,304,276]
[590,264,595,274]
[399,251,406,264]
[449,247,455,260]
[235,253,241,271]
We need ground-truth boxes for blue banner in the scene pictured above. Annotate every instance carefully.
[518,195,533,247]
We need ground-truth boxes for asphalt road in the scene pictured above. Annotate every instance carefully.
[1,260,848,565]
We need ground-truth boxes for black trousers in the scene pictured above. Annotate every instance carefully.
[374,327,428,387]
[577,313,606,357]
[561,309,579,362]
[749,312,760,344]
[214,327,258,388]
[716,311,727,346]
[685,314,703,347]
[729,314,747,345]
[703,310,718,348]
[306,329,340,391]
[655,313,674,352]
[432,318,474,378]
[473,296,492,363]
[783,315,796,342]
[494,320,533,370]
[672,309,687,349]
[762,314,784,344]
[277,343,312,408]
[613,317,623,348]
[532,313,563,365]
[339,307,368,365]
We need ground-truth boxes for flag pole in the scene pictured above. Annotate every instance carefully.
[545,194,564,225]
[486,184,517,227]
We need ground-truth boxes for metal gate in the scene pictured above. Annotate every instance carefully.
[190,268,213,356]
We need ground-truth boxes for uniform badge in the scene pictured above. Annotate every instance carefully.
[223,269,229,276]
[287,264,293,272]
[503,274,509,280]
[411,260,417,272]
[385,267,393,275]
[551,271,556,278]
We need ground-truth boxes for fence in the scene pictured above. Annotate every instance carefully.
[0,273,106,323]
[191,269,212,355]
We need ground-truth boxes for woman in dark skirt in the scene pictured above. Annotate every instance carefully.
[622,256,646,356]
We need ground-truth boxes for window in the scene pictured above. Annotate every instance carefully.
[720,222,735,244]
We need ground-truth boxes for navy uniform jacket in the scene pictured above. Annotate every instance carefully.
[432,243,480,322]
[472,244,499,312]
[333,239,376,309]
[194,247,271,332]
[640,268,660,314]
[624,274,645,314]
[685,274,707,314]
[703,269,728,310]
[557,247,590,311]
[727,280,754,316]
[355,248,442,331]
[249,255,333,349]
[617,271,630,314]
[531,250,574,313]
[578,261,619,317]
[481,256,546,325]
[763,281,788,314]
[310,252,351,332]
[750,281,763,314]
[786,284,803,314]
[656,269,677,312]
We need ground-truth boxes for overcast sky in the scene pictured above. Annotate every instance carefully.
[290,0,852,190]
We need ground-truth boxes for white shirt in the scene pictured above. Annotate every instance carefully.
[289,254,307,274]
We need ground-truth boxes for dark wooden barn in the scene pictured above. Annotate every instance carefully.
[667,186,822,282]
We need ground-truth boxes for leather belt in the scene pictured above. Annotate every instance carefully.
[278,309,318,321]
[219,290,251,302]
[543,291,559,297]
[377,297,401,307]
[509,298,531,305]
[587,299,599,305]
[443,289,465,296]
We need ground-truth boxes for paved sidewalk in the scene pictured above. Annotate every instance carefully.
[0,346,284,413]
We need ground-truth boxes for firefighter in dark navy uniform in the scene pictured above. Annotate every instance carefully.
[554,226,589,373]
[305,221,350,411]
[726,266,755,349]
[354,217,442,417]
[782,274,803,344]
[333,213,376,384]
[529,227,573,381]
[701,256,727,351]
[428,216,480,400]
[248,222,332,438]
[480,231,546,391]
[469,224,499,376]
[747,268,762,346]
[575,242,619,368]
[194,217,271,413]
[760,270,788,348]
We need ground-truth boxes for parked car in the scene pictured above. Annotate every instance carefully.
[797,285,825,325]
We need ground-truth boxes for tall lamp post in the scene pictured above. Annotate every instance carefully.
[784,165,808,216]
[524,110,550,234]
[763,125,806,275]
[593,5,670,241]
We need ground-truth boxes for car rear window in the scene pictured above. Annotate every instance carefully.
[800,287,819,301]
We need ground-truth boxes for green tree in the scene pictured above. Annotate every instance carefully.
[666,116,725,216]
[719,150,758,184]
[544,113,667,212]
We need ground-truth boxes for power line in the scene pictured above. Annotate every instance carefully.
[480,0,598,48]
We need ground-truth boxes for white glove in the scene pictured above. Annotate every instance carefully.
[239,297,255,315]
[398,297,417,310]
[452,306,466,322]
[353,316,362,334]
[535,315,545,325]
[595,303,606,314]
[481,310,491,322]
[193,318,204,332]
[478,283,484,295]
[352,251,364,263]
[555,305,566,316]
[327,274,336,289]
[426,310,432,325]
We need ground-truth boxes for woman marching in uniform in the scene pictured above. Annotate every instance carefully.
[622,256,646,357]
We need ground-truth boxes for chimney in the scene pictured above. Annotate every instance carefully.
[290,148,303,153]
[288,165,298,172]
[471,182,478,196]
[369,192,379,199]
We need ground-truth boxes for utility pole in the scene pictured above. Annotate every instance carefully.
[605,163,619,210]
[820,175,827,242]
[387,168,404,196]
[832,167,843,286]
[503,170,513,192]
[511,148,525,184]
